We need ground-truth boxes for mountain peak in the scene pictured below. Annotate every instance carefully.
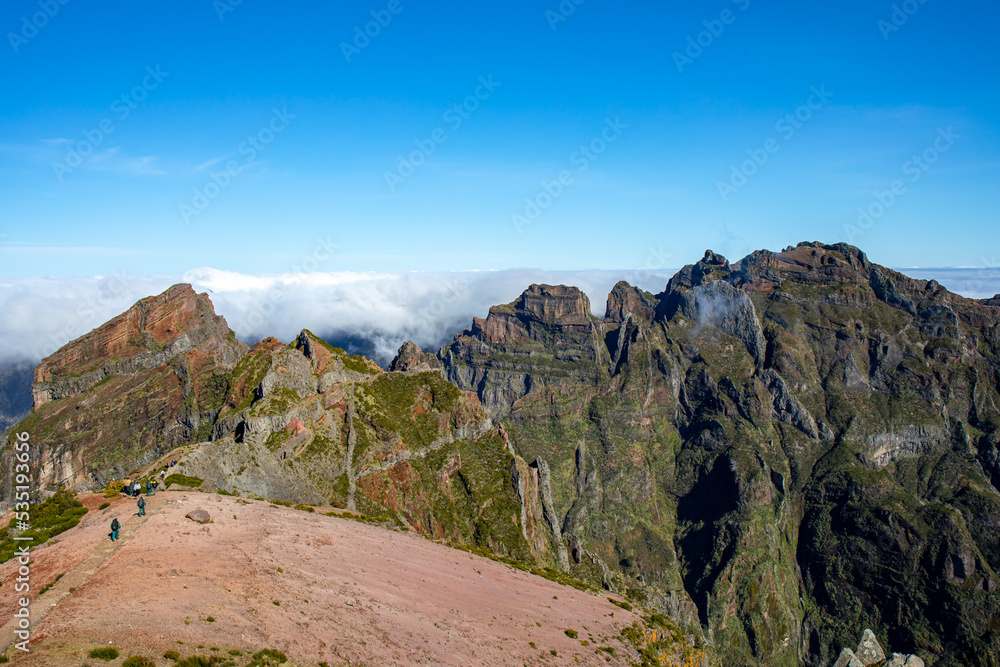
[389,340,443,373]
[512,284,592,325]
[34,283,231,387]
[604,281,656,323]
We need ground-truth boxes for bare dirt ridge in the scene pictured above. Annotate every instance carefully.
[0,491,642,666]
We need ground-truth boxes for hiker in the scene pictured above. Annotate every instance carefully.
[137,494,146,517]
[151,479,158,495]
[133,481,141,496]
[145,480,151,496]
[110,517,120,541]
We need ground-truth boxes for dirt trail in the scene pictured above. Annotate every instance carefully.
[0,492,169,653]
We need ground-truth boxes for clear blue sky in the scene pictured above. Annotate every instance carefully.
[1,0,998,279]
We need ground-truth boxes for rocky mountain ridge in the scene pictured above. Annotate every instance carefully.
[435,241,1000,666]
[4,241,1000,666]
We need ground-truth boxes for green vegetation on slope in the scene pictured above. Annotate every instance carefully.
[0,488,88,562]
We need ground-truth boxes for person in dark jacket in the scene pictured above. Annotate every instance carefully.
[137,494,146,517]
[110,517,120,541]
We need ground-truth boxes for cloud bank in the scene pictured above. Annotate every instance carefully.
[1,266,997,368]
[0,268,678,367]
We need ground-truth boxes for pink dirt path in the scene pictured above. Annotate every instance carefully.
[1,492,640,665]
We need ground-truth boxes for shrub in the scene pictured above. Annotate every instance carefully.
[564,629,578,639]
[39,572,64,595]
[164,650,181,660]
[122,657,155,667]
[99,502,110,509]
[608,597,633,612]
[88,647,119,660]
[165,474,204,489]
[176,657,235,667]
[0,489,88,563]
[248,648,288,667]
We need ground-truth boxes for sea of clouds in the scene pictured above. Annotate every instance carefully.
[1,266,997,368]
[0,268,677,367]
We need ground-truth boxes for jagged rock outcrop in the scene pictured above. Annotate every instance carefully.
[662,272,767,367]
[833,628,923,667]
[605,281,657,324]
[388,340,444,374]
[183,328,547,561]
[31,283,244,407]
[439,284,604,417]
[855,629,886,664]
[832,648,863,667]
[2,284,247,494]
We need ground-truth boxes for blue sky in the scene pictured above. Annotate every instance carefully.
[1,0,998,279]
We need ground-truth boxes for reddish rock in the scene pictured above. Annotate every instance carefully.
[285,418,306,435]
[6,284,247,495]
[185,508,211,524]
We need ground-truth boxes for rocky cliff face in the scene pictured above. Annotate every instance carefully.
[439,242,1000,666]
[2,284,247,493]
[440,284,605,417]
[167,330,553,562]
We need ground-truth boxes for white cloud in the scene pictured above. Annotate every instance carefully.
[184,268,678,365]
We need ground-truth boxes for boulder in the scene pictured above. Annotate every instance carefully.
[185,509,211,524]
[833,648,863,667]
[886,655,925,667]
[856,628,886,665]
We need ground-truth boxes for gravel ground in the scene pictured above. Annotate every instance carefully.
[0,492,640,666]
